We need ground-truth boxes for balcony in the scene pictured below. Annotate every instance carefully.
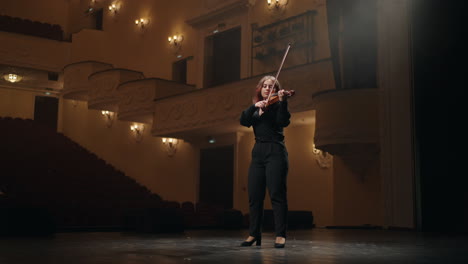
[62,61,113,101]
[152,61,334,140]
[312,88,380,173]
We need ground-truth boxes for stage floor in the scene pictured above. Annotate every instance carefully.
[1,228,467,263]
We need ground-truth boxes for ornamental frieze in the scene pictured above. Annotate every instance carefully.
[117,78,194,124]
[88,69,144,112]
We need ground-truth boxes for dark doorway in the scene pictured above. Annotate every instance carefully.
[204,27,241,88]
[199,145,234,209]
[172,58,187,84]
[93,9,104,30]
[34,96,58,131]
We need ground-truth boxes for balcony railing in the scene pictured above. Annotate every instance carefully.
[0,15,63,41]
[152,61,334,140]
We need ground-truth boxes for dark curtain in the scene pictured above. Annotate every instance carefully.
[411,0,463,232]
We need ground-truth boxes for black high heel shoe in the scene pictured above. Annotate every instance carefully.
[240,237,262,246]
[274,237,286,248]
[274,242,285,248]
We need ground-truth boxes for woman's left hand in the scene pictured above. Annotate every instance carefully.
[278,89,286,101]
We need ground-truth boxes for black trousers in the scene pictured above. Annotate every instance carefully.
[248,141,288,238]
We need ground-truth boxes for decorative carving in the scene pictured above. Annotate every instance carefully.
[88,69,144,111]
[117,78,194,123]
[313,144,332,169]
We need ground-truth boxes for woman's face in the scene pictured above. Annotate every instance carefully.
[261,79,275,99]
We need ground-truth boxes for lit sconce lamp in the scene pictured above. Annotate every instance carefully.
[267,0,288,8]
[168,34,183,47]
[135,18,149,29]
[312,144,332,169]
[108,3,119,13]
[162,137,179,156]
[168,34,184,58]
[3,73,23,83]
[101,110,115,127]
[267,0,277,7]
[130,123,144,142]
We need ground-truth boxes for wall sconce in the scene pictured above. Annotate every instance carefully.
[101,110,115,127]
[312,144,332,169]
[130,123,144,142]
[162,137,179,156]
[267,0,288,8]
[267,0,288,15]
[3,73,22,83]
[108,3,119,13]
[135,18,149,29]
[168,34,184,47]
[168,34,184,58]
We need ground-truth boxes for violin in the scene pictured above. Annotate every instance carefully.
[265,90,296,108]
[263,43,294,110]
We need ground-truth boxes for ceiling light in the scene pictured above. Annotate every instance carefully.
[3,73,22,83]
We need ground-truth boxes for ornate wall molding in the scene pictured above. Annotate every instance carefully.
[313,148,333,169]
[88,69,144,112]
[62,61,113,101]
[152,62,333,139]
[117,78,195,124]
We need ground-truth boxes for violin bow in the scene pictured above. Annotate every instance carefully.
[265,43,291,103]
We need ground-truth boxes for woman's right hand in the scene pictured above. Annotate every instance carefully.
[255,100,267,109]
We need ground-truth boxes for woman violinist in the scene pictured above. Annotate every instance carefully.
[239,75,292,248]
